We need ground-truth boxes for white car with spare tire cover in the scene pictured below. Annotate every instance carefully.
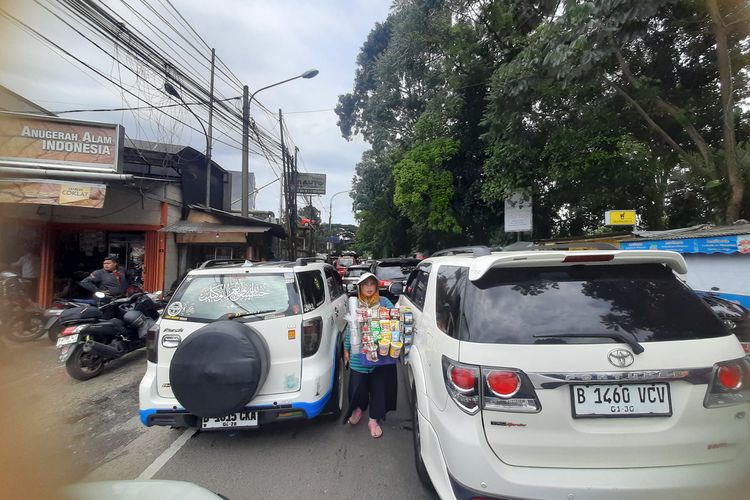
[138,258,347,430]
[398,245,750,500]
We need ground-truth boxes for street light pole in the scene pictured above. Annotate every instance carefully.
[328,189,350,231]
[240,69,319,217]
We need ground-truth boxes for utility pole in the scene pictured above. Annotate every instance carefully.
[241,85,249,216]
[206,48,215,208]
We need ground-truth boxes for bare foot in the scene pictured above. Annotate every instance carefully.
[348,407,362,425]
[368,419,382,438]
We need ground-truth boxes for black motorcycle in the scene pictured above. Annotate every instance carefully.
[0,271,45,342]
[55,292,159,380]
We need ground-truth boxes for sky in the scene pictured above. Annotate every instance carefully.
[0,0,392,225]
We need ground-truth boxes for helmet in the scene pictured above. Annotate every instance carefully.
[123,310,145,328]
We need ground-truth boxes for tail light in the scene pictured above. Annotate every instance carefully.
[704,358,750,408]
[442,357,480,414]
[60,325,85,336]
[443,356,541,415]
[379,280,392,288]
[741,342,750,355]
[146,323,159,363]
[302,317,323,358]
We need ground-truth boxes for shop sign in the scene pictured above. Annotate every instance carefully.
[604,210,637,226]
[296,173,326,195]
[0,111,122,173]
[504,192,532,232]
[620,235,750,254]
[0,178,106,208]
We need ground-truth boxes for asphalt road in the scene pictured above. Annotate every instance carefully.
[0,336,438,500]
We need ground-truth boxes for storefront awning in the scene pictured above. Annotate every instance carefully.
[159,221,272,234]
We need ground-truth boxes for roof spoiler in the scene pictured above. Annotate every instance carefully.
[198,259,252,269]
[432,246,491,257]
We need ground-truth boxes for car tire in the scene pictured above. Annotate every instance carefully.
[65,346,105,380]
[169,320,270,418]
[412,384,434,492]
[322,354,344,419]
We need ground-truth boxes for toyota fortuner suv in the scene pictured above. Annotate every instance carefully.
[138,258,347,430]
[397,246,750,500]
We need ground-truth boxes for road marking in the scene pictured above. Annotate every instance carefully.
[136,428,196,480]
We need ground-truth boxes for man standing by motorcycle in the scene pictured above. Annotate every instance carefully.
[80,255,128,297]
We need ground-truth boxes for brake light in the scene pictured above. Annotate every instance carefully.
[486,370,521,398]
[60,325,83,336]
[741,342,750,355]
[302,317,323,358]
[146,324,159,363]
[562,254,614,263]
[717,364,742,389]
[450,366,477,392]
[704,358,750,408]
[442,357,479,414]
[379,280,392,288]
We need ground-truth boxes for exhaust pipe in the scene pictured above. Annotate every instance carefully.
[83,340,124,360]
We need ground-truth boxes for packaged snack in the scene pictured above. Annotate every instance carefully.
[369,307,380,320]
[392,330,401,343]
[404,324,413,335]
[390,341,403,358]
[390,320,400,332]
[403,311,414,325]
[381,332,391,343]
[360,323,369,333]
[379,319,391,332]
[390,308,400,319]
[378,339,390,356]
[369,319,381,331]
[403,334,413,345]
[379,307,390,320]
[356,308,368,322]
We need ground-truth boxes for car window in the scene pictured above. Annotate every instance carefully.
[324,267,344,299]
[406,264,431,310]
[435,265,467,339]
[337,256,355,267]
[297,270,326,312]
[345,267,367,278]
[375,264,412,280]
[461,263,728,344]
[166,273,300,322]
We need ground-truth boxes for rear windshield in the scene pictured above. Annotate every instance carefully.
[167,273,300,322]
[338,257,355,267]
[376,262,417,280]
[346,268,368,278]
[461,263,728,344]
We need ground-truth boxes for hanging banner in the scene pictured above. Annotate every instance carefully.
[621,235,750,254]
[604,210,637,226]
[0,178,106,208]
[0,111,123,173]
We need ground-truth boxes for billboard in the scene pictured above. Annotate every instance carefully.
[0,111,123,173]
[296,173,326,195]
[604,210,636,226]
[0,179,107,208]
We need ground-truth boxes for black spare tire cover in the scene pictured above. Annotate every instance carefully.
[169,320,270,418]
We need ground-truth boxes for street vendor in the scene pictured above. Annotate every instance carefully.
[343,272,397,438]
[80,254,129,297]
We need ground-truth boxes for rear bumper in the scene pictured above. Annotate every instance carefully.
[139,358,335,428]
[422,397,750,500]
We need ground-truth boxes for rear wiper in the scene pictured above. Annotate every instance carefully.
[532,332,645,354]
[219,309,275,321]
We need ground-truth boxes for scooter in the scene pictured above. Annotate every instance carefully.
[55,292,159,380]
[0,271,46,342]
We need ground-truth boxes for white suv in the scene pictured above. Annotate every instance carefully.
[139,259,347,430]
[398,246,750,500]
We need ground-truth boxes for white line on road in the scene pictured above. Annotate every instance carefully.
[136,428,197,480]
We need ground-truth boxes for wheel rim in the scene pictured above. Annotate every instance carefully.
[79,352,103,373]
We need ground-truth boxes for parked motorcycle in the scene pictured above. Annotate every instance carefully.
[0,271,45,342]
[55,292,159,380]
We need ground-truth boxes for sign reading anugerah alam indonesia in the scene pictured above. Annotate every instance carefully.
[0,111,123,173]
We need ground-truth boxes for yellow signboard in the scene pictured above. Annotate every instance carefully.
[0,179,106,208]
[605,210,637,226]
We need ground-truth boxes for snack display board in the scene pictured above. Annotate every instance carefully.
[351,305,414,366]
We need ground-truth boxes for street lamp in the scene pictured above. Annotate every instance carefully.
[164,81,212,207]
[328,189,350,232]
[241,69,319,217]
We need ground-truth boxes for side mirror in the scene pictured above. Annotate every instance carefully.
[346,283,357,294]
[388,282,404,296]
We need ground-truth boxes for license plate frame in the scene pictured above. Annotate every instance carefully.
[570,383,672,418]
[56,334,79,348]
[201,411,258,430]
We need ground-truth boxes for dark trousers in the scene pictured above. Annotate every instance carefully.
[346,364,397,421]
